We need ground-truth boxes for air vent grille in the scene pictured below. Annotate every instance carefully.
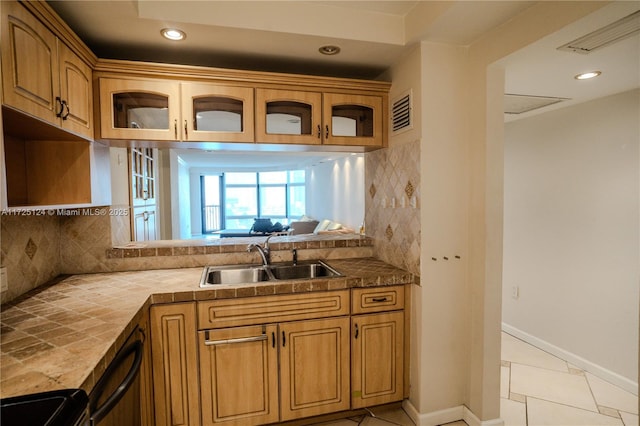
[391,90,412,133]
[558,10,640,54]
[504,94,570,115]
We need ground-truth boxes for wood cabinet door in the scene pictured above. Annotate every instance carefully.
[255,88,322,145]
[129,148,157,207]
[132,207,157,242]
[150,303,200,426]
[181,83,254,142]
[199,325,279,426]
[322,93,383,147]
[1,1,59,124]
[58,41,93,139]
[279,317,350,421]
[99,78,181,141]
[351,311,404,408]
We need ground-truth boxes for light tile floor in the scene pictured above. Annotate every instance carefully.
[309,332,639,426]
[501,332,638,426]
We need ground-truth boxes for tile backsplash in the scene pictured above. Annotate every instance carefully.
[1,214,61,303]
[1,211,373,304]
[365,139,421,275]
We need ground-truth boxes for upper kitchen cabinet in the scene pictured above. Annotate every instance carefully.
[1,0,93,140]
[182,83,254,143]
[98,78,181,141]
[98,78,255,143]
[255,88,322,145]
[256,89,384,147]
[94,59,390,149]
[323,93,383,147]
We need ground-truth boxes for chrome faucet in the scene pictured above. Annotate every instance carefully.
[247,235,274,266]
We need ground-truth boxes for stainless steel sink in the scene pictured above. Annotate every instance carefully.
[267,261,342,280]
[200,264,269,287]
[200,260,342,287]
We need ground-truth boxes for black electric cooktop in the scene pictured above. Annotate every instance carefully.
[0,388,88,426]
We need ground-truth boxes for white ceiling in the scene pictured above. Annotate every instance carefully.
[48,0,537,78]
[47,0,639,167]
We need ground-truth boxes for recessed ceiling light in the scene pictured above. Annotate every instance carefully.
[161,28,186,41]
[574,71,601,80]
[319,45,340,55]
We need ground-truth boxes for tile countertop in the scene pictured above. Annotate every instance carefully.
[0,257,414,399]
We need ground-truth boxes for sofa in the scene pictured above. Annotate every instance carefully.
[288,218,355,235]
[288,220,320,235]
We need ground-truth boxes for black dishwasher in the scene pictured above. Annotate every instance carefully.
[0,388,89,426]
[89,327,144,426]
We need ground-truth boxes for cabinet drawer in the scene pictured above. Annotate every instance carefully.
[351,286,404,314]
[198,290,349,329]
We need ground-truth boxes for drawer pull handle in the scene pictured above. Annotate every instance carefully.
[372,297,388,302]
[205,334,267,346]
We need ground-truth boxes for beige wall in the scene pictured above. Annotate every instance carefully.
[503,89,639,392]
[370,2,611,424]
[465,2,608,420]
[418,41,471,415]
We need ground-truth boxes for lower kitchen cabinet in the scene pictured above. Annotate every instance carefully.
[149,286,407,426]
[280,317,351,421]
[199,324,279,426]
[150,303,200,426]
[198,317,350,425]
[351,311,404,408]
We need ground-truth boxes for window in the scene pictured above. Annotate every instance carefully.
[222,171,305,229]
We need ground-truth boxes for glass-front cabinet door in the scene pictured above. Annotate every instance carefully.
[99,78,180,140]
[255,88,322,145]
[181,83,254,142]
[322,93,383,147]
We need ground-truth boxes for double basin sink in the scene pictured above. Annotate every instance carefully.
[200,260,343,287]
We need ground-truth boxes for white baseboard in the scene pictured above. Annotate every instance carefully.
[502,322,638,395]
[402,400,504,426]
[463,407,504,426]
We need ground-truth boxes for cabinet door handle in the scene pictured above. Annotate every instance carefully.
[282,330,286,347]
[184,120,188,139]
[174,119,178,139]
[55,97,64,117]
[372,297,388,302]
[354,323,359,339]
[205,334,268,346]
[317,124,321,138]
[61,100,70,120]
[272,332,276,348]
[325,124,329,139]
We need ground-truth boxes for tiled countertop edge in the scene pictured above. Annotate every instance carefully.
[109,235,373,259]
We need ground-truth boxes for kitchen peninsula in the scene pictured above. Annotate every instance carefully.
[1,232,415,425]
